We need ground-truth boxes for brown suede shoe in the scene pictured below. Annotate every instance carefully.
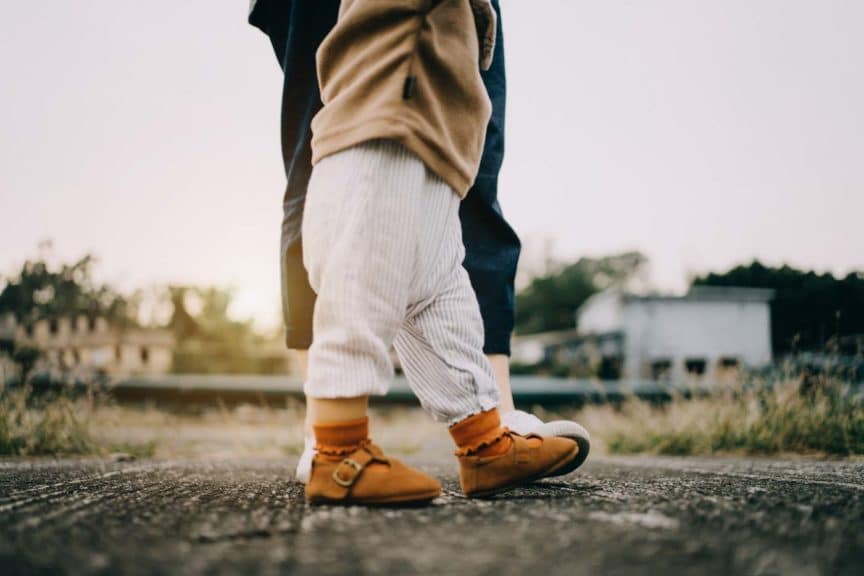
[457,432,579,498]
[305,441,442,506]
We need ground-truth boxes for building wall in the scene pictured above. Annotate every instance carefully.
[621,299,772,381]
[143,347,172,374]
[2,315,174,380]
[577,291,624,335]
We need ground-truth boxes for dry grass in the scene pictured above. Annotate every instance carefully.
[0,387,100,456]
[554,377,864,457]
[0,386,448,460]
[3,376,861,460]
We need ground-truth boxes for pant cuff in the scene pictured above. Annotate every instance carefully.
[482,329,513,356]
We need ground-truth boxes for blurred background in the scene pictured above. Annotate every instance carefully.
[1,1,862,460]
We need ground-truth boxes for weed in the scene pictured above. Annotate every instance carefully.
[572,376,864,456]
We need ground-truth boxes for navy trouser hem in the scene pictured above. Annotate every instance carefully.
[483,330,513,357]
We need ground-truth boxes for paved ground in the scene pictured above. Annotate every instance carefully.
[1,455,862,575]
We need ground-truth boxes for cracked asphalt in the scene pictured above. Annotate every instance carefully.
[1,455,862,575]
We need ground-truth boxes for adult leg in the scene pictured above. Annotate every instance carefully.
[459,0,520,412]
[253,2,339,469]
[271,1,339,352]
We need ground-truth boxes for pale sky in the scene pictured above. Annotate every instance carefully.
[2,0,863,329]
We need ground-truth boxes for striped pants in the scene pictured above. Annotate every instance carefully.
[302,140,499,424]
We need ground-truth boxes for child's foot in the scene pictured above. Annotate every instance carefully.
[450,409,581,498]
[295,410,591,483]
[501,410,591,477]
[304,417,440,506]
[305,440,441,505]
[456,431,579,497]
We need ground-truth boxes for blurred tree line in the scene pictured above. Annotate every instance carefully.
[168,286,286,374]
[515,251,647,334]
[5,246,862,378]
[0,251,136,381]
[0,254,134,328]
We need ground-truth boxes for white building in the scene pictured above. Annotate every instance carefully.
[578,286,773,382]
[0,313,174,383]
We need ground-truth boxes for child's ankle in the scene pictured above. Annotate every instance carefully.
[313,416,369,462]
[449,408,512,457]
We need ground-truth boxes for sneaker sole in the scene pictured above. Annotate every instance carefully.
[465,443,581,498]
[536,421,590,478]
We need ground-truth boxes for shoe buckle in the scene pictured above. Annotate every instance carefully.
[332,458,364,487]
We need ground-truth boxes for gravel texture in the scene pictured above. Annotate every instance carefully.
[1,455,862,575]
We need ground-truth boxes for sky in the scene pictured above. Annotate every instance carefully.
[2,0,863,329]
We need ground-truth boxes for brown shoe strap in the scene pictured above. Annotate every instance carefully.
[512,432,543,464]
[329,442,389,497]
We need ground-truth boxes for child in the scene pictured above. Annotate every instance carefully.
[302,0,582,505]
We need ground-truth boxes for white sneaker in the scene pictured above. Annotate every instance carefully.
[295,435,315,484]
[501,410,590,477]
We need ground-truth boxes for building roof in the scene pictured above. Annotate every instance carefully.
[623,286,775,304]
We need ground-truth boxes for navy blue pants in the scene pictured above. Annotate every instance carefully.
[250,0,520,355]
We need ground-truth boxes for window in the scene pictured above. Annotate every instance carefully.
[650,359,673,381]
[88,316,97,332]
[140,347,149,364]
[597,355,623,380]
[115,345,123,363]
[717,357,741,382]
[718,357,740,369]
[49,318,59,335]
[685,358,706,376]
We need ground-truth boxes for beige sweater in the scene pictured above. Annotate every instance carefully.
[311,0,496,197]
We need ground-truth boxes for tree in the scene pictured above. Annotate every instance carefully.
[692,261,864,355]
[167,285,265,374]
[0,249,135,329]
[515,251,647,334]
[167,286,200,341]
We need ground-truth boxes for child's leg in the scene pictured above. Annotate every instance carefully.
[395,277,581,496]
[302,145,415,402]
[394,267,499,424]
[391,197,581,497]
[307,396,368,423]
[300,140,445,505]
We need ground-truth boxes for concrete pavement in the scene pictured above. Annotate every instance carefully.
[1,455,862,575]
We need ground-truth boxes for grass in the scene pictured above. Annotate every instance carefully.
[2,374,862,460]
[0,387,99,456]
[566,376,864,457]
[0,386,159,458]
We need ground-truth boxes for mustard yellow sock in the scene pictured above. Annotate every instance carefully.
[313,417,369,461]
[449,408,512,457]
